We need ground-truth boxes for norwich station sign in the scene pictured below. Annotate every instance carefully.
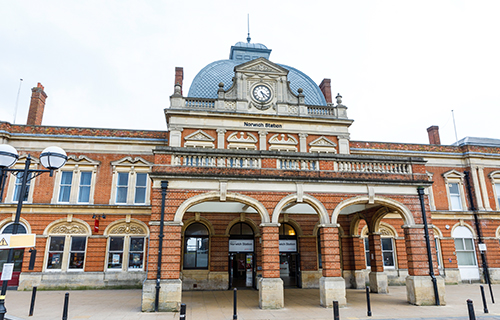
[0,234,36,249]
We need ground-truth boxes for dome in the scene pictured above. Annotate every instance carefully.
[188,42,327,106]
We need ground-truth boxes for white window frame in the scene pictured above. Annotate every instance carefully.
[443,170,467,211]
[4,157,38,204]
[44,234,88,272]
[362,224,397,270]
[105,235,146,272]
[51,155,99,204]
[109,157,152,205]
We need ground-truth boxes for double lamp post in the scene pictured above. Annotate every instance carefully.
[0,144,68,320]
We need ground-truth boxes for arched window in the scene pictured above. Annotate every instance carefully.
[229,222,254,237]
[1,222,27,234]
[105,221,148,271]
[183,223,209,269]
[45,221,90,272]
[279,223,296,237]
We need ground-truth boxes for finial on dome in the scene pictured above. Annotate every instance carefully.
[247,14,251,43]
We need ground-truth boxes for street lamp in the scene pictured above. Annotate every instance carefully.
[0,144,67,320]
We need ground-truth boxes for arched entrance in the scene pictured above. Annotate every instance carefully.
[279,223,300,287]
[228,222,255,289]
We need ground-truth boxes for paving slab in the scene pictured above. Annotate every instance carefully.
[2,284,500,320]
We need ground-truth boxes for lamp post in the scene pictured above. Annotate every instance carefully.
[0,144,67,320]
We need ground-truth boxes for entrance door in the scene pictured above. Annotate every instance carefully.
[279,253,301,287]
[229,252,254,288]
[0,249,24,287]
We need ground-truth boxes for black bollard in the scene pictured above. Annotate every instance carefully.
[480,285,488,314]
[467,299,476,320]
[366,286,372,317]
[333,300,339,320]
[62,292,69,320]
[28,286,37,316]
[180,303,186,320]
[233,288,237,320]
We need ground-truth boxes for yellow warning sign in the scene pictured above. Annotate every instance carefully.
[0,234,36,249]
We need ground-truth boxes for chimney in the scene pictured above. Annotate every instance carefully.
[175,67,184,95]
[319,78,332,104]
[427,126,441,145]
[27,82,47,126]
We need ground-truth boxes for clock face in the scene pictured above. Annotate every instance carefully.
[252,85,272,103]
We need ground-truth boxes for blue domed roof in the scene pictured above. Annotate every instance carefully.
[188,42,327,106]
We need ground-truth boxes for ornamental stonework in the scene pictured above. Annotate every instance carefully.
[110,223,146,235]
[50,223,87,234]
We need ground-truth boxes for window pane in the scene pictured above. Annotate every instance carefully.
[116,187,128,203]
[71,237,87,251]
[129,252,143,269]
[183,251,196,268]
[364,238,370,267]
[130,237,144,252]
[450,195,462,210]
[49,237,65,251]
[185,223,208,236]
[14,172,31,202]
[464,238,474,250]
[117,173,129,186]
[109,237,124,251]
[449,183,459,194]
[47,252,62,269]
[496,184,500,207]
[78,186,90,203]
[108,252,123,269]
[134,187,146,204]
[454,238,464,250]
[196,238,209,268]
[2,223,27,234]
[381,238,393,251]
[80,172,92,185]
[383,252,394,266]
[58,172,73,202]
[457,252,476,266]
[78,172,91,203]
[68,252,85,269]
[136,173,147,187]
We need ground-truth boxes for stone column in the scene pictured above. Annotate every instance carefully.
[404,226,446,306]
[258,131,267,151]
[259,224,283,309]
[216,129,226,149]
[319,225,346,307]
[368,233,388,293]
[299,133,308,152]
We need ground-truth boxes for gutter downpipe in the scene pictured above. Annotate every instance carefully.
[417,187,440,306]
[464,171,495,303]
[155,181,169,312]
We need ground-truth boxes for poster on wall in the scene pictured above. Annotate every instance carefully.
[279,239,297,252]
[246,254,253,287]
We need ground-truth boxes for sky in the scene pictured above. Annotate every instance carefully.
[1,1,499,145]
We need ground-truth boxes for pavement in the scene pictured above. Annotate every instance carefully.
[2,284,500,320]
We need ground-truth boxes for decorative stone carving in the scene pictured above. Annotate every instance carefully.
[50,223,87,234]
[227,132,257,150]
[309,136,337,153]
[269,134,298,152]
[249,64,275,72]
[184,130,215,148]
[109,223,147,235]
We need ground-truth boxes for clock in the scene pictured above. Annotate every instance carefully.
[252,84,272,103]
